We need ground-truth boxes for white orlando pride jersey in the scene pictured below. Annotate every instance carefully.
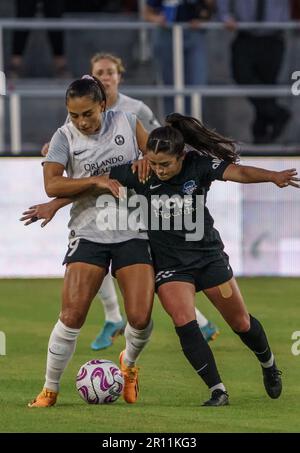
[61,110,148,244]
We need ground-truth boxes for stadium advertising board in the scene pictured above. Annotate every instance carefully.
[0,157,299,277]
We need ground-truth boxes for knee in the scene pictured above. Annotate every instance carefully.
[60,308,85,329]
[231,314,251,333]
[127,314,151,330]
[172,313,194,327]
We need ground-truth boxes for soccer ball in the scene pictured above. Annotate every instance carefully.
[76,359,124,404]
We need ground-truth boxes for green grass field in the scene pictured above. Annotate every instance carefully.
[0,277,300,433]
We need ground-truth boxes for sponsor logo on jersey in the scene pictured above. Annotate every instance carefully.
[182,180,197,195]
[150,184,162,190]
[74,149,88,156]
[84,155,124,175]
[115,135,125,145]
[212,157,223,170]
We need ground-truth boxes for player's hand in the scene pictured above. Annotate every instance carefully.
[273,169,300,188]
[19,200,58,227]
[41,142,50,157]
[131,158,151,183]
[94,177,126,199]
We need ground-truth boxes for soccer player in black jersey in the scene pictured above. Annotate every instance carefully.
[109,113,299,406]
[22,112,299,406]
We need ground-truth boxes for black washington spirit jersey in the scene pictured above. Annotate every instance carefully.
[110,151,231,271]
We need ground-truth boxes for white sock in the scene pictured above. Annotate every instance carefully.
[210,383,226,393]
[44,319,80,392]
[261,353,274,368]
[195,308,208,328]
[98,273,123,323]
[124,320,153,367]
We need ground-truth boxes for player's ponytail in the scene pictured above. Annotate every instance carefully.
[65,75,107,109]
[165,113,239,163]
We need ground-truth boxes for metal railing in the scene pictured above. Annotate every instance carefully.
[1,19,300,153]
[6,84,295,154]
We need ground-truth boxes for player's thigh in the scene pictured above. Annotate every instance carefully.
[62,262,106,328]
[157,281,196,327]
[115,264,154,329]
[203,277,250,331]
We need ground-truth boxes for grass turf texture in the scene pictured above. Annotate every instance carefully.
[0,277,299,433]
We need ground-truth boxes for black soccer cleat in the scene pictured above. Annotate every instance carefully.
[201,389,229,407]
[262,362,282,399]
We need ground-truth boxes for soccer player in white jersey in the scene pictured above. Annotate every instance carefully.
[36,53,220,350]
[28,76,154,407]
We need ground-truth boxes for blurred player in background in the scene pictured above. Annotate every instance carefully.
[38,53,220,350]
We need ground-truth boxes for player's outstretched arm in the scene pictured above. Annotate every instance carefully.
[20,176,125,228]
[223,164,300,188]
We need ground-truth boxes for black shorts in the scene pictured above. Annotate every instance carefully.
[155,252,233,292]
[63,238,153,276]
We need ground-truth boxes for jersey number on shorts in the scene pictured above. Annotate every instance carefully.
[67,238,81,257]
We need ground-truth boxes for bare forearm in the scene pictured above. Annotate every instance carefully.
[224,164,300,188]
[63,186,113,202]
[224,165,276,184]
[238,166,276,183]
[51,176,120,205]
[50,197,73,210]
[45,175,98,198]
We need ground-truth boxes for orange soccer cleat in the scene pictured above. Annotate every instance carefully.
[28,388,58,408]
[119,350,139,404]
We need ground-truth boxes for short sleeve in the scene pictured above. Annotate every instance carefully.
[195,155,232,184]
[44,129,70,168]
[137,102,161,132]
[110,163,144,193]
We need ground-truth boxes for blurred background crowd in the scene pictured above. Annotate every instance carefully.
[0,0,300,152]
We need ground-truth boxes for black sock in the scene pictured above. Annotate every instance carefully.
[234,314,272,364]
[175,320,222,388]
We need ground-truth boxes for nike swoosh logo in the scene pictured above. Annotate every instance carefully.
[150,184,162,190]
[74,149,88,156]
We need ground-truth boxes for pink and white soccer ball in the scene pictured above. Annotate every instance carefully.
[76,359,124,404]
